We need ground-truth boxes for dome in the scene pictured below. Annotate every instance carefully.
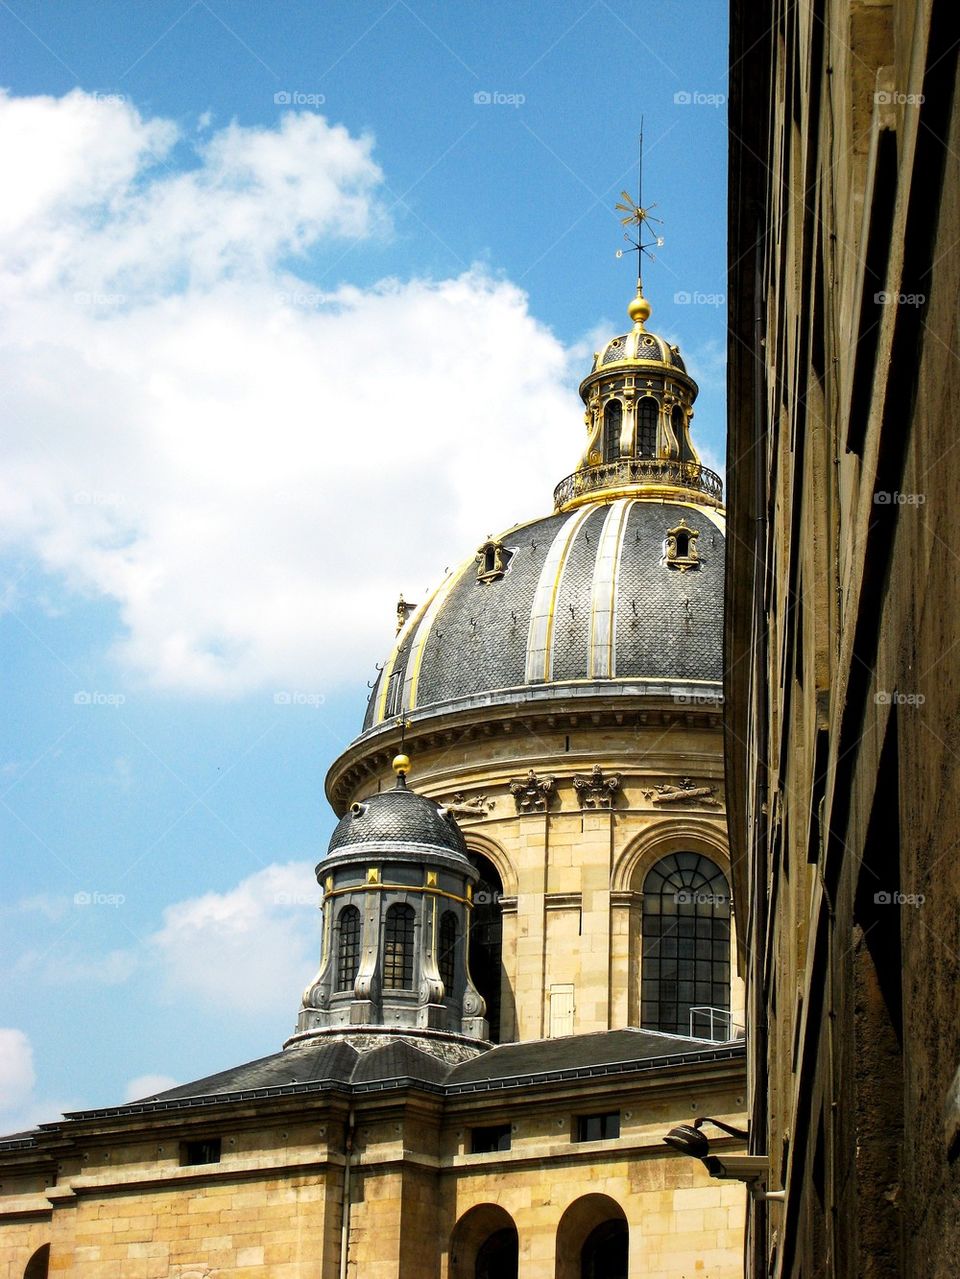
[363,496,725,732]
[589,326,689,376]
[327,784,469,858]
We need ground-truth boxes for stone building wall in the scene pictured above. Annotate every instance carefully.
[726,0,960,1274]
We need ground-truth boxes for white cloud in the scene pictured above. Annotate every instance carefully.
[0,89,580,695]
[0,1029,35,1113]
[123,1073,178,1102]
[0,1029,74,1133]
[150,861,320,1012]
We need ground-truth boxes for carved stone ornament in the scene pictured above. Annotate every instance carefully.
[572,764,621,808]
[509,769,556,813]
[642,777,721,807]
[443,792,495,819]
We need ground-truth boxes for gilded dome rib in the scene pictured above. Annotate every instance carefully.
[524,506,595,684]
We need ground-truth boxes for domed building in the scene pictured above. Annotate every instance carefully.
[0,288,748,1279]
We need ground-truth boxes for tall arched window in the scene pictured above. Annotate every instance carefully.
[673,403,694,461]
[602,400,622,462]
[24,1246,50,1279]
[475,1228,518,1279]
[336,905,361,992]
[641,853,731,1036]
[439,910,458,993]
[383,902,415,989]
[468,853,504,1042]
[636,397,659,458]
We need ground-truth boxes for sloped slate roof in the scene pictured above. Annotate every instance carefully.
[34,1029,743,1128]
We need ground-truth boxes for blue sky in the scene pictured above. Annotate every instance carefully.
[0,0,728,1127]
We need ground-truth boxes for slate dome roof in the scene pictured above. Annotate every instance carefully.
[586,325,690,378]
[363,496,725,732]
[327,784,469,857]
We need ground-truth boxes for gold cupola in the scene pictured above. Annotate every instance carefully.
[552,285,722,512]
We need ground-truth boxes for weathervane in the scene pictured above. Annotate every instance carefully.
[614,119,665,294]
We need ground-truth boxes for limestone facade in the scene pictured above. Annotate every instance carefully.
[727,0,960,1274]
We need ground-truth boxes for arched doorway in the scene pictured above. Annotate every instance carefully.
[450,1203,519,1279]
[467,852,504,1042]
[556,1194,628,1279]
[24,1245,50,1279]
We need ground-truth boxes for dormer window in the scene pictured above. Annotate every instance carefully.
[476,538,511,583]
[665,518,701,571]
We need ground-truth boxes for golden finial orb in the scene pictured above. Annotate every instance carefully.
[392,753,411,778]
[627,290,652,328]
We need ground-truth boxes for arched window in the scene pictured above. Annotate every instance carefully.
[556,1194,628,1279]
[581,1220,628,1279]
[475,1228,518,1279]
[336,905,361,992]
[641,853,731,1037]
[673,403,694,461]
[636,397,659,458]
[24,1246,50,1279]
[383,903,415,989]
[602,400,622,462]
[468,853,504,1042]
[439,910,458,992]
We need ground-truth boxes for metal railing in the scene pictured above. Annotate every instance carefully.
[689,1006,744,1041]
[553,457,723,510]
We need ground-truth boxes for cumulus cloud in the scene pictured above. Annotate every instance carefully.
[0,1029,35,1113]
[0,1028,74,1134]
[149,861,320,1012]
[0,89,579,695]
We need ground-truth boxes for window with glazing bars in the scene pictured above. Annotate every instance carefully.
[603,400,622,462]
[636,396,659,458]
[641,852,731,1036]
[336,905,361,992]
[439,910,457,992]
[383,902,415,988]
